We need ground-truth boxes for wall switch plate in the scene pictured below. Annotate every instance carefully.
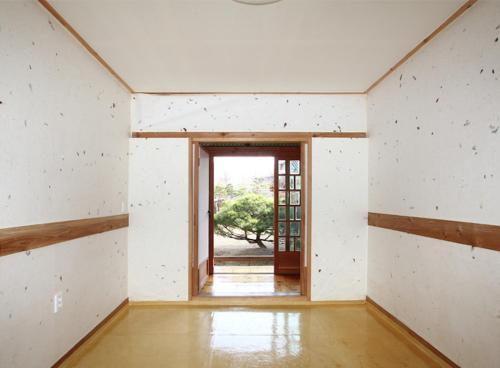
[53,292,63,313]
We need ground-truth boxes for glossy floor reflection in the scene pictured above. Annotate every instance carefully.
[61,304,447,368]
[199,273,301,296]
[213,265,274,274]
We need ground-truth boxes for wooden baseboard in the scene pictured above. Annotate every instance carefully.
[130,297,366,307]
[51,298,129,368]
[366,296,459,368]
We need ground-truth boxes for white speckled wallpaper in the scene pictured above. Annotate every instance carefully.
[312,138,367,301]
[128,139,189,301]
[0,2,130,367]
[367,2,500,367]
[131,93,366,132]
[129,95,367,301]
[4,0,498,366]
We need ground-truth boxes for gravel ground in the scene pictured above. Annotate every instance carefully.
[214,235,274,256]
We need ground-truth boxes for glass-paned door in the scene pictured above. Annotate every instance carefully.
[274,148,302,275]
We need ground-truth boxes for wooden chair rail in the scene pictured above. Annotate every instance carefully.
[0,214,129,257]
[368,212,500,252]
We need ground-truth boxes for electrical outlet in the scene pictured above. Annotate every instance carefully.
[53,292,63,314]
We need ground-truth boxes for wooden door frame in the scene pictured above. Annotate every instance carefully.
[272,148,302,275]
[189,136,312,300]
[191,141,200,298]
[206,146,301,276]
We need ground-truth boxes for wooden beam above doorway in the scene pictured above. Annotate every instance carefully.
[131,131,367,141]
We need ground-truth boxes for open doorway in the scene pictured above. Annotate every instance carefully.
[212,156,275,275]
[193,143,306,297]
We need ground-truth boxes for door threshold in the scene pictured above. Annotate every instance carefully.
[198,292,301,298]
[213,272,275,275]
[191,295,309,306]
[189,296,366,307]
[129,298,365,307]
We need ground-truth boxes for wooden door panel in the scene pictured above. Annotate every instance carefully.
[274,150,302,275]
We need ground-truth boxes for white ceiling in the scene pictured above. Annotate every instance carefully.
[48,0,464,93]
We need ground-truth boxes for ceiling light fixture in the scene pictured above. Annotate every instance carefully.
[232,0,283,5]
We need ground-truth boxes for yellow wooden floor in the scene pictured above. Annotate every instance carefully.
[60,304,450,368]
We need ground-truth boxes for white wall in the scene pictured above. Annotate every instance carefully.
[367,2,500,367]
[129,94,367,300]
[198,149,210,264]
[0,2,130,367]
[312,139,367,301]
[128,139,189,301]
[132,94,365,132]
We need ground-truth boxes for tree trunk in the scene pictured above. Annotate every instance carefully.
[255,240,267,249]
[254,233,267,249]
[245,233,268,248]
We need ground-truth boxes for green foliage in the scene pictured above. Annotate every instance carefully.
[214,193,274,248]
[250,177,273,197]
[214,183,245,200]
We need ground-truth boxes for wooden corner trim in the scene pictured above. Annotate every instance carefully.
[51,298,129,367]
[131,131,367,140]
[0,214,129,257]
[368,212,500,252]
[365,0,478,94]
[366,296,459,368]
[37,0,134,94]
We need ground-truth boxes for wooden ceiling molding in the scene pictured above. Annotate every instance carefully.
[38,0,134,93]
[39,0,477,95]
[364,0,478,93]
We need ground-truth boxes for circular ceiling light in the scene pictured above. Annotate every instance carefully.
[232,0,283,5]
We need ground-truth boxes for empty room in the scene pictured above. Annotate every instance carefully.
[1,0,499,367]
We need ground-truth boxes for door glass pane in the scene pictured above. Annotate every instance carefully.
[295,238,301,251]
[278,237,286,252]
[289,207,295,220]
[289,238,295,251]
[295,207,301,221]
[278,160,286,174]
[290,160,300,175]
[278,191,287,205]
[290,191,300,205]
[290,222,300,236]
[278,206,286,221]
[295,176,301,190]
[289,176,295,190]
[278,175,286,190]
[278,222,286,236]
